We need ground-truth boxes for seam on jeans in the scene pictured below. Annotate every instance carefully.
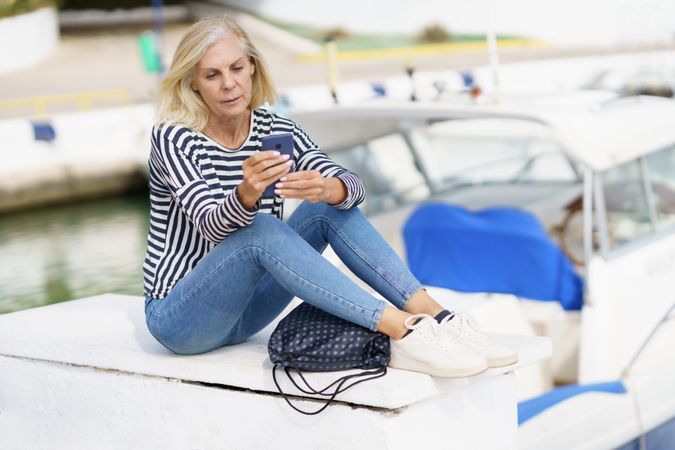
[369,301,386,332]
[296,215,410,303]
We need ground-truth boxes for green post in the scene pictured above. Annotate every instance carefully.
[137,32,162,73]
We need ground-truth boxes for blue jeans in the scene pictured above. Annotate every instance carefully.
[144,201,423,355]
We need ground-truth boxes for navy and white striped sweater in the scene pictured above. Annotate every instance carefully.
[143,109,365,299]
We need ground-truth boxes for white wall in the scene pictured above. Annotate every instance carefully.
[0,7,59,74]
[221,0,675,47]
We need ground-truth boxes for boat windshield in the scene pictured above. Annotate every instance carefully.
[601,143,675,250]
[410,119,579,192]
[329,118,581,217]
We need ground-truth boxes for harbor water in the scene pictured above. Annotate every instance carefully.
[0,192,149,314]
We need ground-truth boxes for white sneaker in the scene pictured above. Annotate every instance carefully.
[439,312,519,368]
[389,314,488,378]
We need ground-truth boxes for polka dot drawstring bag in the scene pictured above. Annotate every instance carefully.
[268,302,390,415]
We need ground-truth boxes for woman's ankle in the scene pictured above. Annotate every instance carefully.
[405,289,445,317]
[376,306,411,340]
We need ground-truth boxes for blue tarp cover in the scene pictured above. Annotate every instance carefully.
[403,203,583,310]
[518,381,627,425]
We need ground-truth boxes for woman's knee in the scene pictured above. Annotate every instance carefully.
[290,201,359,228]
[316,201,363,223]
[247,213,293,237]
[218,214,295,253]
[299,200,336,217]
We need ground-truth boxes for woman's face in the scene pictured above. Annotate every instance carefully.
[192,35,255,122]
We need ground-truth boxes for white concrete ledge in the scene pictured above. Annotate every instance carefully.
[0,294,550,449]
[0,293,551,409]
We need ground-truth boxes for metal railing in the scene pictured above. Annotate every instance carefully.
[0,88,133,117]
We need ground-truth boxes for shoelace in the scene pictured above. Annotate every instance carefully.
[440,311,486,343]
[404,313,460,349]
[403,313,434,330]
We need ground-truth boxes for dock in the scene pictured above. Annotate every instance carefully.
[0,104,152,212]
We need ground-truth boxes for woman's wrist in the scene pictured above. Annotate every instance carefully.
[325,177,348,205]
[236,185,259,211]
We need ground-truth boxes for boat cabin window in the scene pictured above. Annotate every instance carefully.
[602,160,655,248]
[645,144,675,229]
[330,133,430,215]
[602,144,675,250]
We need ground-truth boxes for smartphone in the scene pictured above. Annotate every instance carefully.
[261,133,295,198]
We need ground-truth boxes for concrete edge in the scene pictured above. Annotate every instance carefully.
[58,5,190,28]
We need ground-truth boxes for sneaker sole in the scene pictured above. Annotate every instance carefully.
[487,353,519,368]
[389,357,489,378]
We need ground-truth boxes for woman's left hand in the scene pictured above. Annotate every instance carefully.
[274,170,347,204]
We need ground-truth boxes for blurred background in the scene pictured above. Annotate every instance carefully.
[1,0,675,314]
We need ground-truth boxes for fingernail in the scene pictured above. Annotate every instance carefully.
[286,160,293,166]
[280,177,287,181]
[282,154,290,160]
[273,151,280,156]
[274,189,281,195]
[276,183,283,188]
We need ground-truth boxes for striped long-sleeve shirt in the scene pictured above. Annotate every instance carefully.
[143,108,365,299]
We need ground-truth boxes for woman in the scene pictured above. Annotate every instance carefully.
[143,15,517,378]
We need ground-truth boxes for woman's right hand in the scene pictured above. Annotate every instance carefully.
[237,151,292,209]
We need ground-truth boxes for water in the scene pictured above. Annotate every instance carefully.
[0,192,149,314]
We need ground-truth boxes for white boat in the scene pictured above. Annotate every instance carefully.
[287,94,675,449]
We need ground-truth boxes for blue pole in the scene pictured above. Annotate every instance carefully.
[151,0,165,75]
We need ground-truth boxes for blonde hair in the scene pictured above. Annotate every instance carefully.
[155,15,277,130]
